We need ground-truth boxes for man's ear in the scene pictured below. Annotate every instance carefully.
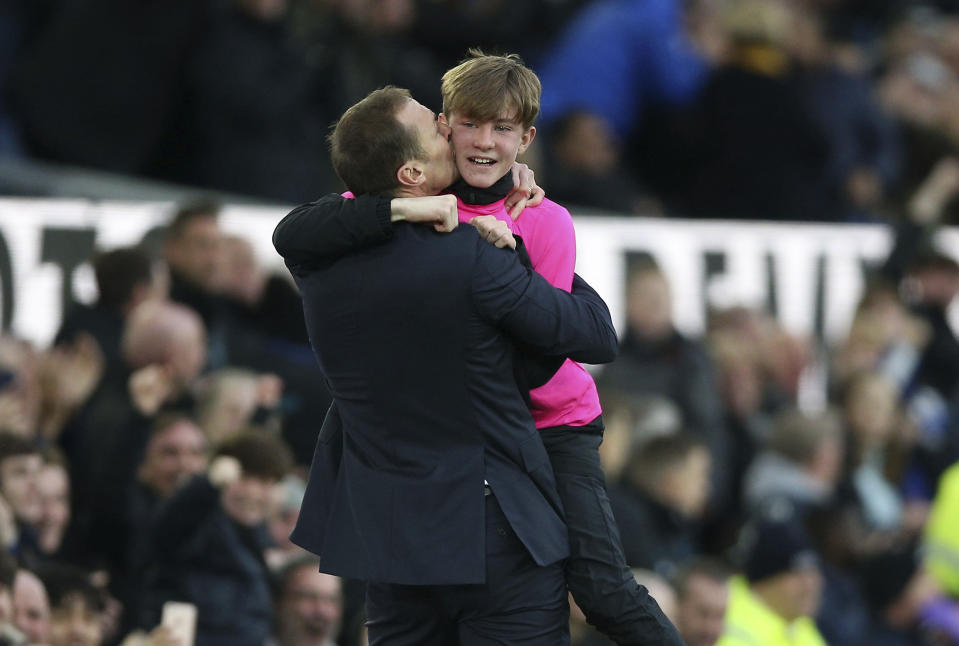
[396,161,425,188]
[518,126,536,154]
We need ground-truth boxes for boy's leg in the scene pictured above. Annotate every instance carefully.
[540,423,685,646]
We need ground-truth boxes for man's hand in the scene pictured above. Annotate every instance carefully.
[391,195,458,232]
[469,216,516,250]
[505,163,545,221]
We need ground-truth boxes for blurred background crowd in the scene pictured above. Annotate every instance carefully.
[1,0,959,645]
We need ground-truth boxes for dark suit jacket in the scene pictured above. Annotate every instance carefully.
[274,201,618,585]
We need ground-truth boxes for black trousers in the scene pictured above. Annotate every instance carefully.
[540,421,685,646]
[366,492,569,646]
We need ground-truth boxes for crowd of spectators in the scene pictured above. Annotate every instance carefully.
[0,193,950,646]
[578,184,959,645]
[1,1,959,646]
[2,0,959,223]
[0,201,351,646]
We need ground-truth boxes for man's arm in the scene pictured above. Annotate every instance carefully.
[273,194,458,269]
[472,240,618,365]
[273,194,392,269]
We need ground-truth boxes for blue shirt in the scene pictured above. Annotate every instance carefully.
[536,0,709,139]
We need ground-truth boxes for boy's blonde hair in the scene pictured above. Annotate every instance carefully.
[441,49,541,130]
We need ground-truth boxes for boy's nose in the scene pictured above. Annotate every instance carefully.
[475,125,494,149]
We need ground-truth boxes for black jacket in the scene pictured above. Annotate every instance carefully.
[274,197,618,584]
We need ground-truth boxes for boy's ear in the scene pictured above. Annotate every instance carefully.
[518,126,536,154]
[396,161,426,188]
[438,113,451,140]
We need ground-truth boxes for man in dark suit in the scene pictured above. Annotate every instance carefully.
[273,86,619,645]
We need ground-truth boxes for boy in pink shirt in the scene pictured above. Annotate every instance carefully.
[437,51,679,646]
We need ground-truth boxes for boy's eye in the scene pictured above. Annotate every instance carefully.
[496,125,512,132]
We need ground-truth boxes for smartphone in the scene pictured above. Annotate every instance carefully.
[161,601,197,646]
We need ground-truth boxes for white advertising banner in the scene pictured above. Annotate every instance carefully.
[0,198,957,348]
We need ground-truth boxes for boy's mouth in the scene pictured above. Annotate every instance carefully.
[468,157,496,166]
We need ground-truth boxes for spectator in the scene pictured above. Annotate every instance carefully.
[672,0,834,221]
[540,111,659,215]
[0,434,43,559]
[742,408,844,514]
[860,541,959,646]
[143,432,292,646]
[41,565,107,646]
[36,450,69,557]
[878,43,959,221]
[164,206,326,465]
[0,337,42,440]
[163,202,225,341]
[59,300,206,572]
[841,371,913,534]
[536,0,710,142]
[136,414,209,503]
[789,9,900,222]
[55,247,159,371]
[218,235,309,347]
[12,569,49,645]
[271,558,342,646]
[801,503,873,646]
[708,329,770,518]
[608,433,711,576]
[120,414,208,639]
[296,0,444,119]
[7,0,210,174]
[157,0,337,202]
[904,251,959,400]
[673,557,730,646]
[717,514,827,646]
[925,460,959,597]
[600,255,728,502]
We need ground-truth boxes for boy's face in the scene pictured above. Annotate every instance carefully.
[443,111,535,189]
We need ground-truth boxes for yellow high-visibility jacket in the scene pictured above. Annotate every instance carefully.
[926,462,959,596]
[715,576,828,646]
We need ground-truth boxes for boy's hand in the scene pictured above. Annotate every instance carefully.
[469,216,516,250]
[506,163,545,221]
[391,195,458,232]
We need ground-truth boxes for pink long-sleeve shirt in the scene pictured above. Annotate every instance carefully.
[457,196,603,429]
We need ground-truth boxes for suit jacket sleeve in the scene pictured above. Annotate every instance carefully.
[272,193,393,270]
[471,238,618,365]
